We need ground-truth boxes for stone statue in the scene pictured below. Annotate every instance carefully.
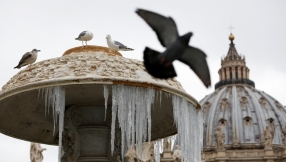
[30,143,46,162]
[163,137,171,151]
[125,146,137,162]
[282,126,286,146]
[172,145,182,162]
[215,127,225,151]
[263,126,273,150]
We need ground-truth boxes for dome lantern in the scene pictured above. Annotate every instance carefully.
[215,34,255,89]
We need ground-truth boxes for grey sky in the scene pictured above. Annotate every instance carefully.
[0,1,285,161]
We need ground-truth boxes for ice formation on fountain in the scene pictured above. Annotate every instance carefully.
[110,85,155,160]
[39,86,65,162]
[172,95,203,162]
[108,84,203,162]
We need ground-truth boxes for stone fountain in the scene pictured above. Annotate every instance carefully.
[0,46,202,162]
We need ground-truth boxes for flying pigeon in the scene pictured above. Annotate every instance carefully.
[14,49,40,69]
[106,35,134,53]
[75,31,93,46]
[136,9,211,88]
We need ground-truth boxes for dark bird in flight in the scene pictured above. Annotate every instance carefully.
[136,9,211,88]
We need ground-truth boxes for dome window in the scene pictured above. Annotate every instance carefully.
[275,101,283,110]
[220,98,229,111]
[240,96,249,108]
[219,119,227,126]
[259,97,269,109]
[243,117,252,126]
[203,102,211,113]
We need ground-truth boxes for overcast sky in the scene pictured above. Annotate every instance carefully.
[0,1,285,161]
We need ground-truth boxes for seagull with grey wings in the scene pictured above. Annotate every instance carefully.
[75,30,93,46]
[106,35,134,53]
[136,9,211,88]
[14,49,40,69]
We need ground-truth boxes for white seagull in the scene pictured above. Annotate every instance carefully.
[14,49,40,69]
[75,31,93,46]
[106,35,134,53]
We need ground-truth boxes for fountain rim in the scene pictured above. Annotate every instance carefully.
[0,77,201,110]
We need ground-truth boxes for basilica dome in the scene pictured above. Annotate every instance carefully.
[200,34,286,161]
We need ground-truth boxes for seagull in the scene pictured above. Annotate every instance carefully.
[14,49,40,69]
[136,9,211,88]
[106,35,134,53]
[75,31,93,46]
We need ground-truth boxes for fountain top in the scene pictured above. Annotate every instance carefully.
[62,45,122,57]
[0,46,200,145]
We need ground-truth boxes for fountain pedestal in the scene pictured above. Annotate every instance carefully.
[62,105,117,162]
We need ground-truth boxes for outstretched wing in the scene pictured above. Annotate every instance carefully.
[178,47,211,88]
[136,9,179,47]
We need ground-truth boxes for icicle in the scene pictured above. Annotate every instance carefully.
[40,86,65,162]
[159,91,162,107]
[154,139,163,162]
[172,95,203,162]
[111,86,118,154]
[103,85,109,120]
[110,85,155,161]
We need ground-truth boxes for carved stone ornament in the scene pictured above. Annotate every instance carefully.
[62,126,76,157]
[172,145,182,162]
[30,143,46,162]
[215,127,225,151]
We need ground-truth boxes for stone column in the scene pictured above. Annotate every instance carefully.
[237,67,241,79]
[219,70,222,81]
[232,67,236,79]
[221,69,225,80]
[226,68,230,80]
[246,69,249,79]
[242,67,246,79]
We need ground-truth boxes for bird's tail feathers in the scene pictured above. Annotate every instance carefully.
[143,47,177,79]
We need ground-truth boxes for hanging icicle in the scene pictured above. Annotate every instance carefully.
[103,85,109,120]
[172,95,203,162]
[39,86,65,162]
